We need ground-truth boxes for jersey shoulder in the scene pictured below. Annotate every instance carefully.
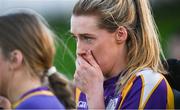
[16,94,65,109]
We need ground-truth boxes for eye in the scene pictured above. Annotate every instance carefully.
[83,36,93,43]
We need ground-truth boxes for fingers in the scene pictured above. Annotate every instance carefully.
[83,50,100,68]
[73,72,80,88]
[74,50,104,93]
[74,55,94,92]
[74,69,87,91]
[77,55,91,67]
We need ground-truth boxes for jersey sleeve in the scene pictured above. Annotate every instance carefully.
[119,70,174,109]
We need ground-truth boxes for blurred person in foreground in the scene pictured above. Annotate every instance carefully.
[0,10,75,109]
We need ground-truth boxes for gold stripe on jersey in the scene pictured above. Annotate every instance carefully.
[76,88,81,107]
[12,90,54,108]
[165,78,174,109]
[118,75,136,109]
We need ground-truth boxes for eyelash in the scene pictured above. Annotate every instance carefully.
[71,35,93,43]
[83,36,91,40]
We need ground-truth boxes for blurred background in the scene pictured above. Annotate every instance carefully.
[0,0,179,79]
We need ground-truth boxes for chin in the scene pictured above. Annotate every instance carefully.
[102,71,112,79]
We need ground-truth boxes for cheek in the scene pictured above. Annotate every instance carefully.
[92,43,116,73]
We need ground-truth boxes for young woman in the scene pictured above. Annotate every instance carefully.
[0,11,75,109]
[71,0,174,109]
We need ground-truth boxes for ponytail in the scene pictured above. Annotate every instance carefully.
[48,71,76,109]
[116,0,167,94]
[133,0,166,74]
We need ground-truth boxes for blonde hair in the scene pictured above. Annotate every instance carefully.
[73,0,167,92]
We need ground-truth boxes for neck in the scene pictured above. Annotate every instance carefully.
[7,71,42,103]
[105,45,128,80]
[104,60,127,80]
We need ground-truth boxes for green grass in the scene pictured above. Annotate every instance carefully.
[49,20,76,79]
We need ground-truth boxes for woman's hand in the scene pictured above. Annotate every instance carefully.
[74,50,105,109]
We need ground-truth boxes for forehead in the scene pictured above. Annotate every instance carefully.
[70,15,100,34]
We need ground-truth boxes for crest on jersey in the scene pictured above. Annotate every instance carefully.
[78,101,87,108]
[106,97,119,109]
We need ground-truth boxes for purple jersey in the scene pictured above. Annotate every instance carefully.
[13,86,65,109]
[76,68,174,109]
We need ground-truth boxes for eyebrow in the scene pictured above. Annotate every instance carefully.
[70,32,94,37]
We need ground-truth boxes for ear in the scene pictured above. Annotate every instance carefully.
[115,26,128,44]
[9,50,23,70]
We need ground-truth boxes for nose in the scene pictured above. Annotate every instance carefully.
[76,40,87,57]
